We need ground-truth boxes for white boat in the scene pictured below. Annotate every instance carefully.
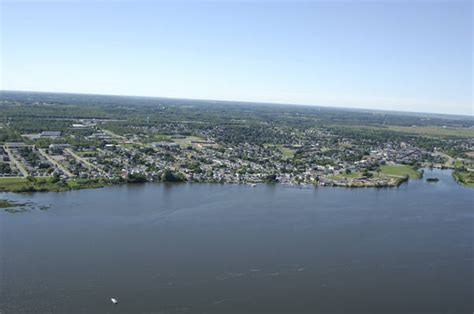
[111,298,118,304]
[250,184,256,187]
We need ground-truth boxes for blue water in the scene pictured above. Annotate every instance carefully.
[1,169,473,313]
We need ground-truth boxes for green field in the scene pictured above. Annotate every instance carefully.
[0,177,50,192]
[172,136,205,148]
[387,126,474,138]
[0,177,28,183]
[0,177,29,189]
[152,133,171,141]
[264,144,295,159]
[379,164,421,179]
[338,125,474,139]
[0,176,108,192]
[280,147,295,159]
[338,143,353,148]
[452,170,474,188]
[328,171,362,180]
[121,142,143,148]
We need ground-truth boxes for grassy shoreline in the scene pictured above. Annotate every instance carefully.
[452,170,474,188]
[0,177,109,193]
[1,165,459,193]
[0,173,412,193]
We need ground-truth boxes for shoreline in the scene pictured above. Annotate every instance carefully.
[451,170,474,188]
[3,168,472,195]
[0,174,412,194]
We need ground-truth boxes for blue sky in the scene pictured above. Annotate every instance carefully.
[1,0,472,115]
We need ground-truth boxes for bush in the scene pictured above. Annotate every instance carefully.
[162,169,186,182]
[127,173,148,183]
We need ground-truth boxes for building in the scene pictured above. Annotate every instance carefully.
[87,132,111,139]
[191,140,216,148]
[152,142,179,149]
[40,131,61,139]
[71,123,92,129]
[48,144,71,154]
[4,142,29,148]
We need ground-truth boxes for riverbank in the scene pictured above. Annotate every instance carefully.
[326,175,408,188]
[322,164,418,188]
[0,177,110,193]
[452,170,474,188]
[0,174,412,193]
[0,165,445,193]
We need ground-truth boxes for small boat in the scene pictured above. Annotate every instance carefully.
[250,184,257,187]
[111,298,118,305]
[426,177,439,182]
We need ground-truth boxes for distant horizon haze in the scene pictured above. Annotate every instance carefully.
[1,1,472,115]
[1,89,472,118]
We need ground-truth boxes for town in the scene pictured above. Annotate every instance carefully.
[1,91,473,192]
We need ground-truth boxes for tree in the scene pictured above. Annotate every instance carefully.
[265,174,278,183]
[127,172,147,183]
[162,169,186,182]
[26,176,36,182]
[362,170,373,178]
[51,173,61,183]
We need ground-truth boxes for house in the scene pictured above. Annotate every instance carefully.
[71,123,92,129]
[40,131,61,138]
[87,132,111,139]
[49,144,71,154]
[152,142,179,149]
[4,142,28,148]
[191,140,216,147]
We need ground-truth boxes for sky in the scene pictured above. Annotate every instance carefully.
[0,0,472,115]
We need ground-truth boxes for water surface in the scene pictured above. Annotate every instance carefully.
[1,169,473,313]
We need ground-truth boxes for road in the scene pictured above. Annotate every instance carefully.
[101,129,125,140]
[433,151,454,168]
[65,148,107,176]
[37,148,75,177]
[3,146,29,177]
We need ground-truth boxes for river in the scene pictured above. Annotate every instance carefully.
[1,169,473,313]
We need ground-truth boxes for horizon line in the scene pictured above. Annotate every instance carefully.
[1,89,472,118]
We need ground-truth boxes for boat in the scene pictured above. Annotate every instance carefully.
[426,177,439,182]
[111,298,118,304]
[250,184,257,187]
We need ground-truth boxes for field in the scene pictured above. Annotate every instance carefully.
[379,164,421,179]
[337,125,474,138]
[66,178,108,190]
[386,126,474,138]
[264,144,295,159]
[0,177,58,192]
[0,177,29,191]
[328,171,362,180]
[0,177,107,192]
[172,136,205,148]
[152,134,171,142]
[121,142,143,148]
[280,147,295,159]
[452,170,474,188]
